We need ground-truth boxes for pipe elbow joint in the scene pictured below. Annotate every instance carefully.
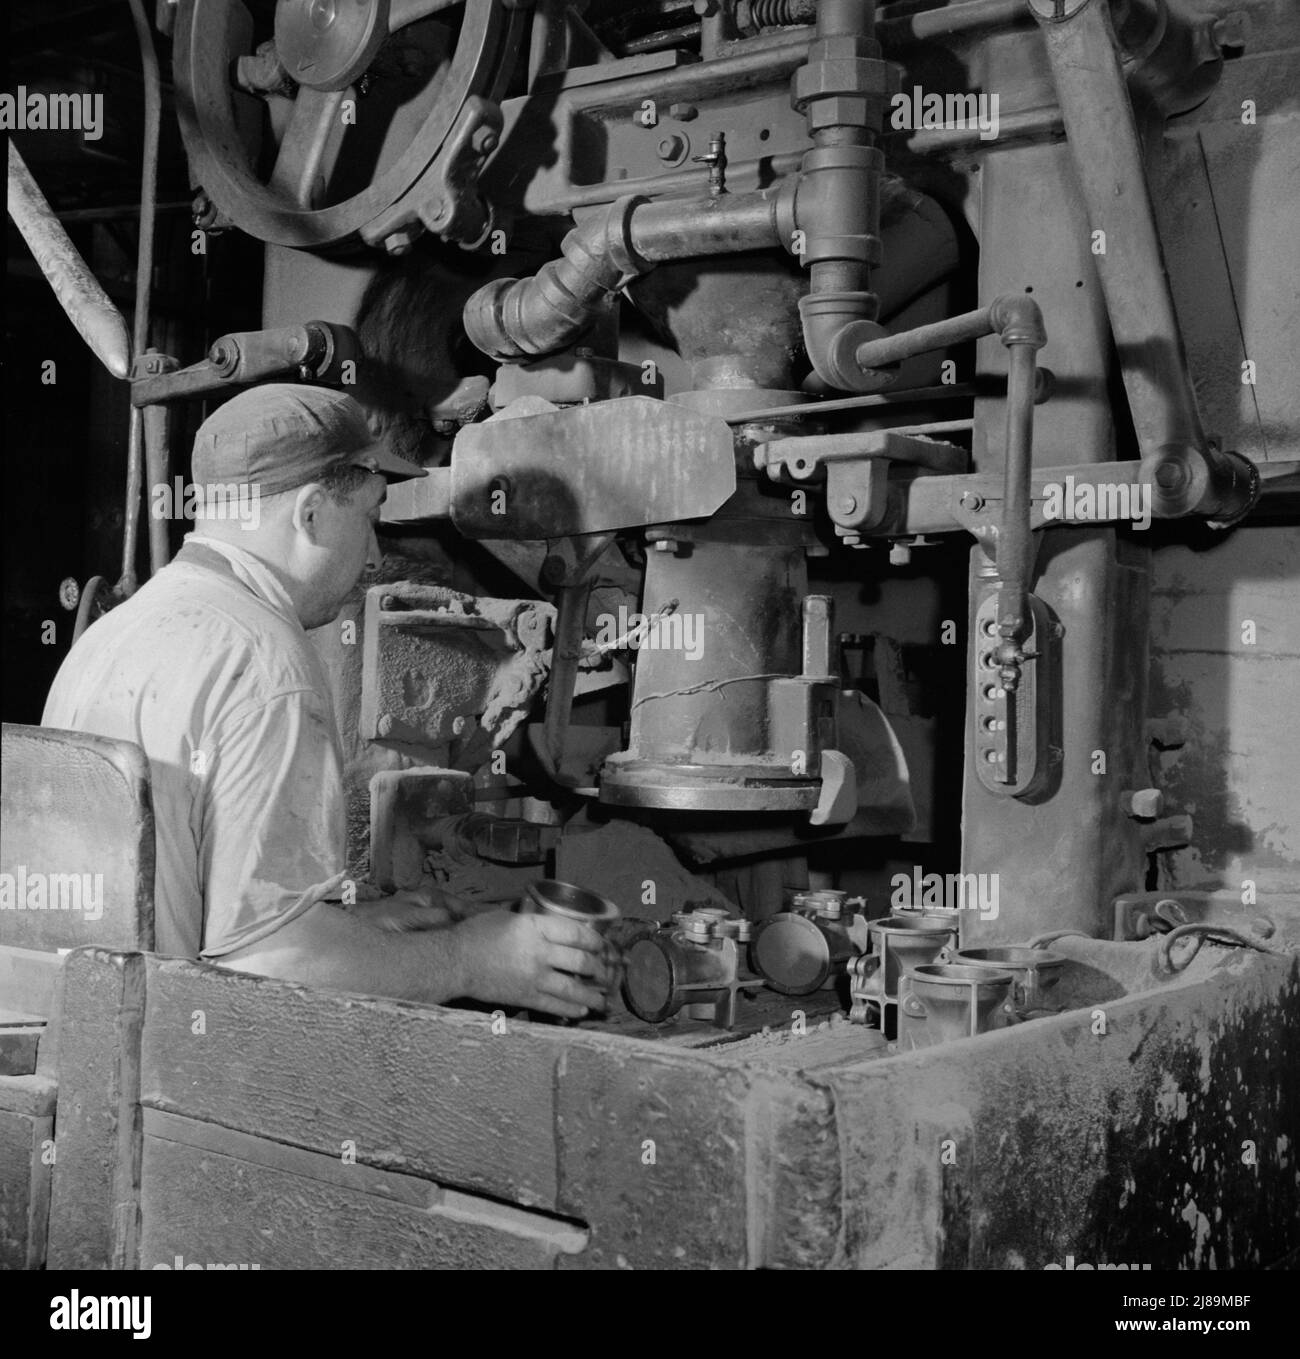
[463,196,649,362]
[799,292,894,393]
[990,294,1048,349]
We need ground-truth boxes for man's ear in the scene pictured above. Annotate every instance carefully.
[290,483,330,542]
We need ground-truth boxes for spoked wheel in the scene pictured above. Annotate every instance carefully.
[173,0,523,252]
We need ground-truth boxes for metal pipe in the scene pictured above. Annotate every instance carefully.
[464,190,784,360]
[1032,0,1202,456]
[464,195,647,361]
[852,303,998,370]
[120,0,163,595]
[1031,0,1258,521]
[791,0,897,392]
[628,190,782,261]
[544,580,592,772]
[6,143,132,380]
[143,396,172,573]
[996,340,1039,648]
[623,21,701,54]
[877,0,1029,45]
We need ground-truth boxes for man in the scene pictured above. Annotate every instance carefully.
[44,384,613,1019]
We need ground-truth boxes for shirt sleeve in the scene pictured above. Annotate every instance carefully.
[195,688,348,959]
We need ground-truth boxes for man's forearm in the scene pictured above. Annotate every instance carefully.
[216,900,467,1003]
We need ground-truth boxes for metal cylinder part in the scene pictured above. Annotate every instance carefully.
[518,878,620,932]
[864,912,960,997]
[750,907,857,994]
[622,910,751,1025]
[599,539,826,811]
[952,946,1066,1017]
[901,962,1015,1044]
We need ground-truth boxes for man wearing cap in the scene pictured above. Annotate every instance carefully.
[43,384,614,1019]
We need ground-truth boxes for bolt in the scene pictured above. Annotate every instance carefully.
[1123,787,1165,819]
[668,102,698,122]
[838,495,858,514]
[58,578,80,611]
[452,716,468,736]
[889,541,912,566]
[377,716,395,738]
[472,126,499,154]
[1154,457,1188,490]
[1211,11,1248,47]
[653,539,679,553]
[657,133,687,161]
[960,491,985,512]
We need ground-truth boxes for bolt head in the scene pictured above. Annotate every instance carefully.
[1126,788,1165,819]
[838,495,858,514]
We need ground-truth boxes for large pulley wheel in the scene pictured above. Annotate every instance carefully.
[174,0,521,252]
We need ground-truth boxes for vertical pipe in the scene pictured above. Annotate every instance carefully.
[143,398,172,572]
[122,0,162,593]
[544,580,592,770]
[996,342,1037,646]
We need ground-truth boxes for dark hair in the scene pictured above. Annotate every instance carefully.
[316,458,376,503]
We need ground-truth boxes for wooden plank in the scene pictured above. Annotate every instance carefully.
[0,945,65,1016]
[143,1109,588,1249]
[0,1074,58,1117]
[555,1043,755,1268]
[45,948,145,1269]
[141,956,573,1211]
[0,1027,42,1077]
[0,724,155,953]
[0,1110,53,1269]
[139,1133,586,1270]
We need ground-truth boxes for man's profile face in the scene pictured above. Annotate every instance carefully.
[303,472,386,628]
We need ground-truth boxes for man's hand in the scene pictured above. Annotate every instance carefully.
[453,909,620,1019]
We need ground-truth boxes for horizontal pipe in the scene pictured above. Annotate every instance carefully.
[878,0,1028,44]
[852,304,998,370]
[628,190,782,261]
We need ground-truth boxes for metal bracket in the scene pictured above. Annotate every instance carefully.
[758,428,967,534]
[360,95,504,252]
[972,589,1059,799]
